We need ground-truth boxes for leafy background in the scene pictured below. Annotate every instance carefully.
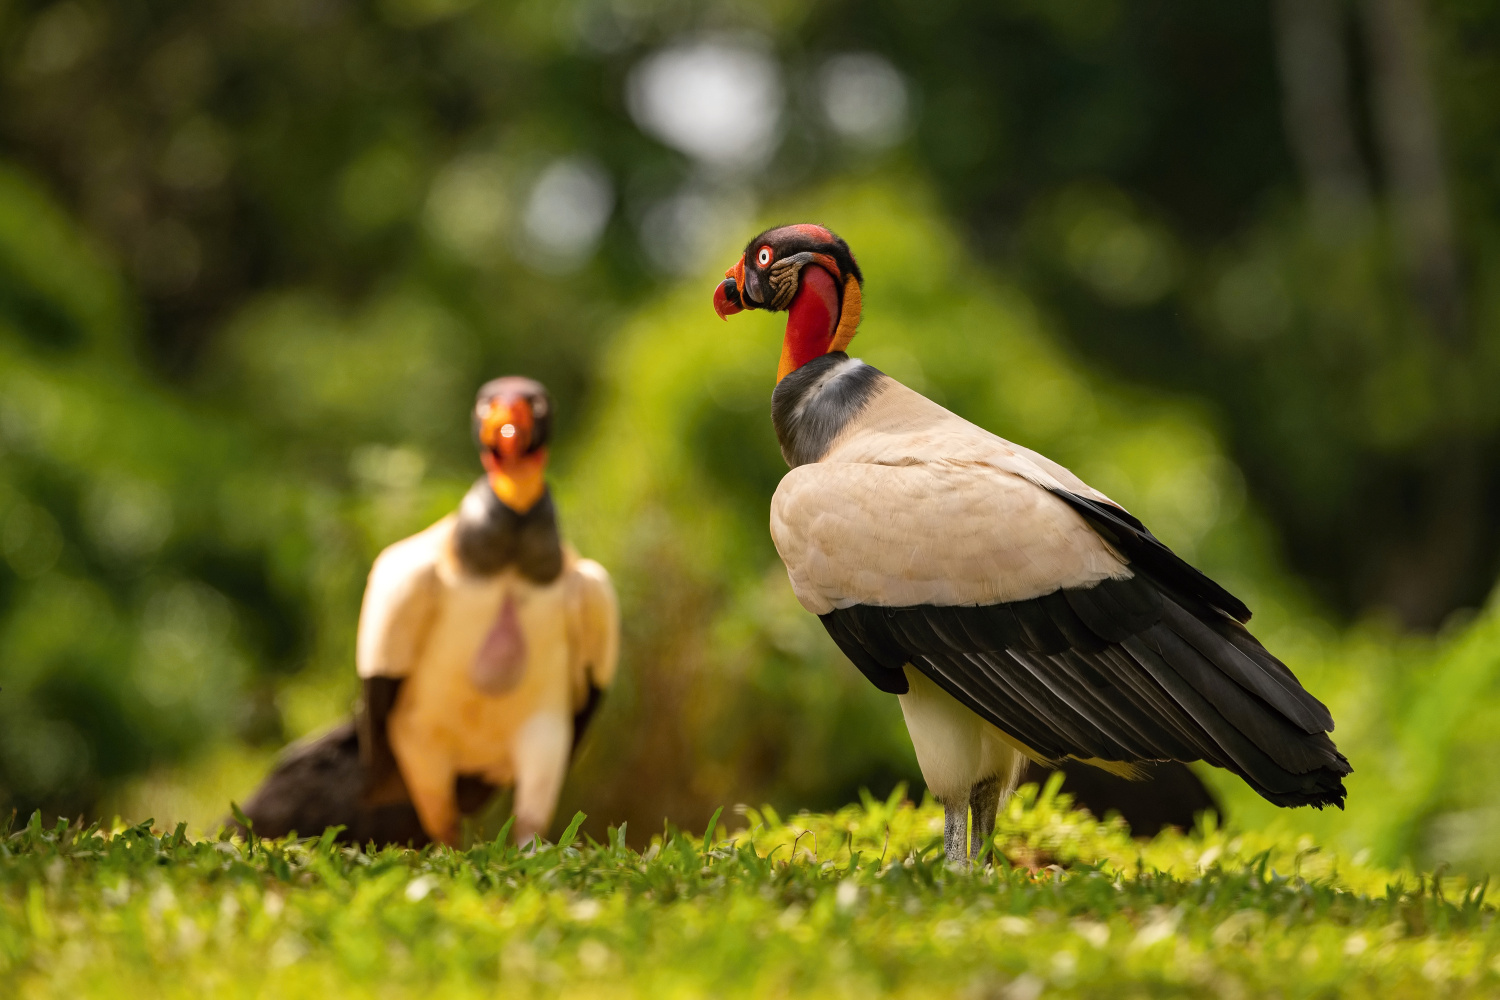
[3,0,1500,875]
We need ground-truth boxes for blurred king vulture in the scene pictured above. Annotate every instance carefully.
[239,378,618,847]
[712,225,1350,865]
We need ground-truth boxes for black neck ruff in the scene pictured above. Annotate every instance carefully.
[452,479,564,582]
[770,352,885,467]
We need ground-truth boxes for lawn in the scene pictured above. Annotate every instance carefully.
[2,780,1494,999]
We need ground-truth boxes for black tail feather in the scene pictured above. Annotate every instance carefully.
[231,721,497,847]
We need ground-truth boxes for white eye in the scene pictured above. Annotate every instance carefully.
[757,246,772,266]
[500,424,516,439]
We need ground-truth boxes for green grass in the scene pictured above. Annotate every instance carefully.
[3,780,1495,999]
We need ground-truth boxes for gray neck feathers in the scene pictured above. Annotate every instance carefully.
[452,479,564,582]
[770,353,886,467]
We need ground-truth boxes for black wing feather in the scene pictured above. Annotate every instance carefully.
[1040,591,1110,653]
[235,720,505,847]
[571,683,606,753]
[1049,489,1252,623]
[1033,657,1163,758]
[822,607,910,693]
[1010,598,1071,653]
[970,650,1120,755]
[1091,646,1217,759]
[1143,624,1341,774]
[953,603,1030,652]
[1159,600,1333,733]
[818,510,1351,810]
[931,649,1074,757]
[1002,649,1145,758]
[357,677,405,804]
[1119,632,1344,805]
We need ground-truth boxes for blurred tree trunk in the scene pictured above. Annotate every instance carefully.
[1362,0,1466,345]
[1360,0,1479,627]
[1271,0,1371,227]
[1274,0,1484,628]
[1272,0,1463,339]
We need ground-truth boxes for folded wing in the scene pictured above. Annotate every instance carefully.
[771,459,1349,808]
[563,555,620,751]
[354,522,446,798]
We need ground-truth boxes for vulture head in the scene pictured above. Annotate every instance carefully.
[713,224,864,382]
[473,376,552,512]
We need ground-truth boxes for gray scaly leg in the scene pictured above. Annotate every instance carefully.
[943,799,968,865]
[969,776,1001,865]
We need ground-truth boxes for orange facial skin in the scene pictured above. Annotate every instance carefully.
[477,396,549,513]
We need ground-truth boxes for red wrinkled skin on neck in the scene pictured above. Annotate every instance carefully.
[780,265,840,379]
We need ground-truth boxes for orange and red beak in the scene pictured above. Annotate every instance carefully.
[713,255,746,319]
[477,396,536,471]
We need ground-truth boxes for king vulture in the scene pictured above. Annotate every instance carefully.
[240,378,618,847]
[712,225,1350,865]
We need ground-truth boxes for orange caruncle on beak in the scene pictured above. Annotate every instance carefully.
[477,397,548,512]
[713,255,746,319]
[478,398,533,466]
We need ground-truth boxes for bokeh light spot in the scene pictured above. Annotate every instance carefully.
[522,157,614,271]
[627,39,783,170]
[820,54,911,150]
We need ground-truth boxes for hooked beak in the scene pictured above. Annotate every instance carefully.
[713,255,746,319]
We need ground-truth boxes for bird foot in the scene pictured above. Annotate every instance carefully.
[943,776,1006,868]
[943,801,970,867]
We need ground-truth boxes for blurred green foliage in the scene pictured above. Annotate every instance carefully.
[3,0,1500,881]
[6,0,1499,625]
